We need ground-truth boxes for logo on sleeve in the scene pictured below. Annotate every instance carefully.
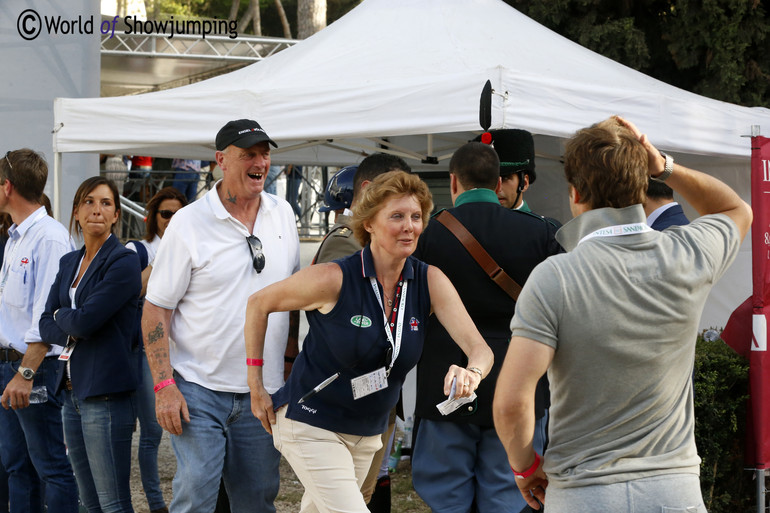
[409,317,419,331]
[350,315,372,328]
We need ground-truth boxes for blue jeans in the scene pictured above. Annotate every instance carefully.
[0,358,78,513]
[169,374,280,513]
[135,353,165,510]
[63,390,137,513]
[412,411,549,513]
[0,456,8,513]
[172,172,199,204]
[265,166,282,195]
[286,171,302,218]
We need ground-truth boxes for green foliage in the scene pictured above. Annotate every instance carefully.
[508,0,770,108]
[147,0,360,36]
[145,0,211,18]
[693,332,752,512]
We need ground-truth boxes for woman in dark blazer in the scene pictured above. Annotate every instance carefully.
[40,176,141,513]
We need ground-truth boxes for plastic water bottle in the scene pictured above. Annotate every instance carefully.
[29,385,48,404]
[403,416,413,448]
[387,437,402,473]
[402,416,413,458]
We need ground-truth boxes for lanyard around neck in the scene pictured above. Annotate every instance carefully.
[577,222,652,246]
[369,276,407,376]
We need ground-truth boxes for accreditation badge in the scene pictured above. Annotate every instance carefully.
[351,367,388,400]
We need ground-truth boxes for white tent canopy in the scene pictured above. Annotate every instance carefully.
[53,0,769,328]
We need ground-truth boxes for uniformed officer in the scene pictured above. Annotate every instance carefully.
[488,129,537,211]
[487,129,562,230]
[412,141,561,513]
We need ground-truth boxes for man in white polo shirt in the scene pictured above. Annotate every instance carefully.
[142,119,300,513]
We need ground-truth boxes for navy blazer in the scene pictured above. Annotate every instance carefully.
[651,203,690,231]
[39,234,141,400]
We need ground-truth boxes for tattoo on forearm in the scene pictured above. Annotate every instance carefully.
[147,322,164,346]
[226,189,237,204]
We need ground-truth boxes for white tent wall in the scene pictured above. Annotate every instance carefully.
[3,0,100,220]
[52,0,766,329]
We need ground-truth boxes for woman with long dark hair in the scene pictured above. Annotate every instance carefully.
[125,186,186,513]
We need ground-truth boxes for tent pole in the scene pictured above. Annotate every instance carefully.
[757,468,765,513]
[53,152,61,222]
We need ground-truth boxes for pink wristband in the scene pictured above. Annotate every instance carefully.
[153,378,176,393]
[512,453,541,479]
[246,358,264,367]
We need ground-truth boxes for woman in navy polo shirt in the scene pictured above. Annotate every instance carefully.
[245,171,494,513]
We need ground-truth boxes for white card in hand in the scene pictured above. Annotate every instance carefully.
[436,377,476,415]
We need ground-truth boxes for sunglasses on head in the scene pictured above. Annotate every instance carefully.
[246,235,266,274]
[158,210,176,220]
[4,151,12,171]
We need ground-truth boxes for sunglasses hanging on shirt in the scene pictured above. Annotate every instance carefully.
[246,235,266,273]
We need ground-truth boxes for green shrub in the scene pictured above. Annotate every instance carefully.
[694,330,752,512]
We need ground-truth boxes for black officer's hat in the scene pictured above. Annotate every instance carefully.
[488,129,536,184]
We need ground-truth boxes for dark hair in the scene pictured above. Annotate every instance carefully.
[353,153,412,201]
[0,213,11,239]
[646,179,675,200]
[563,117,647,209]
[449,142,500,190]
[40,193,52,216]
[144,187,188,242]
[69,176,121,236]
[0,149,48,203]
[352,171,433,247]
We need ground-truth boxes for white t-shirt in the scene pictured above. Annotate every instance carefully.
[127,235,161,266]
[146,184,300,393]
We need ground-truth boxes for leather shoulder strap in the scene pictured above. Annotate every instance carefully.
[435,210,522,301]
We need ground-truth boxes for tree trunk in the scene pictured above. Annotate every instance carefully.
[228,0,240,21]
[297,0,327,39]
[251,0,261,36]
[275,0,293,39]
[238,0,262,36]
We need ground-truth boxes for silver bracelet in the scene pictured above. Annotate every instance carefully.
[467,367,483,379]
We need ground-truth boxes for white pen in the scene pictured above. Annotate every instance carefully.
[298,372,341,404]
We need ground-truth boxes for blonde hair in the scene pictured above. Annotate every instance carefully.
[352,171,433,247]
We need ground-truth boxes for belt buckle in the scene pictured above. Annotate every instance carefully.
[0,348,16,362]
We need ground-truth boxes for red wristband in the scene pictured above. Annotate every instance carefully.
[512,453,541,479]
[246,358,264,367]
[153,378,176,393]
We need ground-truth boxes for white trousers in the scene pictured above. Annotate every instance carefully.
[273,406,382,513]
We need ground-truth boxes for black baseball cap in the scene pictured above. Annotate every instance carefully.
[215,119,277,151]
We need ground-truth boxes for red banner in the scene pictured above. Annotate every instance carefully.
[723,136,770,467]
